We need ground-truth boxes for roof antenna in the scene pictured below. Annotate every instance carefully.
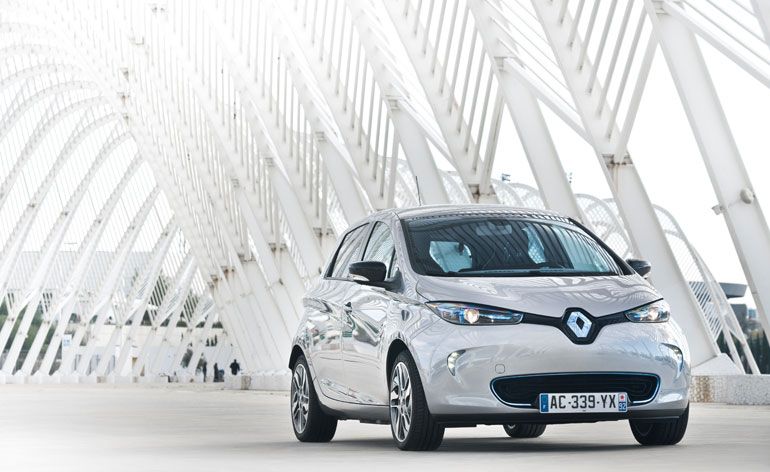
[414,176,423,206]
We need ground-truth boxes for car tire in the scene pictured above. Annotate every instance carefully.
[503,423,547,438]
[629,404,689,446]
[389,350,444,451]
[290,355,337,442]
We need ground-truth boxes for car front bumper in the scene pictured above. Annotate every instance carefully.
[409,318,690,424]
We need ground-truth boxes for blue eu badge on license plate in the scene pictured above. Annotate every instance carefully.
[539,393,549,412]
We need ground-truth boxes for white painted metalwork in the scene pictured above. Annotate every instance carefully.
[646,0,770,353]
[1,0,769,387]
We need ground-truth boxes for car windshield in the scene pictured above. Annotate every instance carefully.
[403,215,626,277]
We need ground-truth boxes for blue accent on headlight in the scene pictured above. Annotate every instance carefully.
[624,300,670,323]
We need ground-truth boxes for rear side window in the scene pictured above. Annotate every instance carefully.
[328,224,369,278]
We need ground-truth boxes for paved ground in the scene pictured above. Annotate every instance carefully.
[0,384,768,472]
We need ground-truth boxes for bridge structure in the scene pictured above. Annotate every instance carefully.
[0,0,769,388]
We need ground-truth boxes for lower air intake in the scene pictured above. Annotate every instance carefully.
[491,372,659,408]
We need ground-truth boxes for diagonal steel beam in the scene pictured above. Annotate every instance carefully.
[532,0,721,368]
[646,0,770,349]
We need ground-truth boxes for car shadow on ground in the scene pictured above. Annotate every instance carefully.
[437,437,640,453]
[269,437,642,453]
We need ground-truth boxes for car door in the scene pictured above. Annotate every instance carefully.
[343,221,398,406]
[306,223,369,403]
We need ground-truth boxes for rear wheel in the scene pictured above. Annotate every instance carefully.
[503,423,546,438]
[290,356,337,442]
[629,404,689,446]
[389,350,444,451]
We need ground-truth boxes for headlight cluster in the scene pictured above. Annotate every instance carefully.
[426,302,524,325]
[624,300,670,323]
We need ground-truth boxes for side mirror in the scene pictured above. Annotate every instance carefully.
[627,259,652,278]
[349,261,387,284]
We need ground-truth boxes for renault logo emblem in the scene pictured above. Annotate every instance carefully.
[566,311,592,338]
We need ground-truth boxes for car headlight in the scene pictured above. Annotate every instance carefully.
[624,300,670,323]
[426,302,524,325]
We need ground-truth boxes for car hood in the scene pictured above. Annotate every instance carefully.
[415,274,660,317]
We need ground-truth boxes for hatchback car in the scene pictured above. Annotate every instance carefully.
[289,205,690,450]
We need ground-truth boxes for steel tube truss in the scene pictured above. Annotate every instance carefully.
[1,0,769,387]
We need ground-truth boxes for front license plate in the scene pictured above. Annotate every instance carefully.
[539,392,627,413]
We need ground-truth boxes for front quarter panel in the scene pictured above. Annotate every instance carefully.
[380,295,440,389]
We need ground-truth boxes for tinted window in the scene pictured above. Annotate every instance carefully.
[362,222,396,278]
[403,215,624,277]
[329,224,368,278]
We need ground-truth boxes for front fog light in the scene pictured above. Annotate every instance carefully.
[447,350,465,376]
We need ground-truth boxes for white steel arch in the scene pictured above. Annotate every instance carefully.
[1,0,769,387]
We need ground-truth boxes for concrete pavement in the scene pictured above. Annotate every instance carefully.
[0,384,768,471]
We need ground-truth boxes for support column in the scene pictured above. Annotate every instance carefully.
[386,100,450,204]
[184,304,217,379]
[469,0,584,219]
[347,2,451,205]
[646,0,770,344]
[752,0,770,49]
[495,73,583,220]
[532,0,722,368]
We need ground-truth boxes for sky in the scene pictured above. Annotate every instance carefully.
[491,38,770,309]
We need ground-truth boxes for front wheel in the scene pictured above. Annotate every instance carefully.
[290,356,337,442]
[389,350,444,451]
[503,423,546,438]
[629,404,689,446]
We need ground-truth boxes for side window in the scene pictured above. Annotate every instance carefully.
[362,222,396,278]
[329,224,369,278]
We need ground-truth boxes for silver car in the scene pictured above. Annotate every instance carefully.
[289,205,690,450]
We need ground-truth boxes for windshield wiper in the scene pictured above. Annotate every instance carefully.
[435,269,619,277]
[423,270,461,277]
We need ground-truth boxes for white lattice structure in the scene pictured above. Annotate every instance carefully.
[1,0,769,387]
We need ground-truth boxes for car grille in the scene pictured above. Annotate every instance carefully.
[491,373,659,408]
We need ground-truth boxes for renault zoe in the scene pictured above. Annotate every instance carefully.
[289,205,690,450]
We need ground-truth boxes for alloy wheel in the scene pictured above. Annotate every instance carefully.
[291,363,310,433]
[390,362,413,442]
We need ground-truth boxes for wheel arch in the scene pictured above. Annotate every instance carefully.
[385,338,410,383]
[288,344,305,370]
